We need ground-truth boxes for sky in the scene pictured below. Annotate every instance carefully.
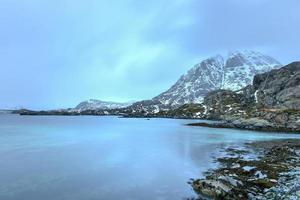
[0,0,299,110]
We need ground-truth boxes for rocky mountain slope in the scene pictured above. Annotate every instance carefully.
[254,62,300,110]
[127,50,281,114]
[75,99,134,111]
[153,55,225,105]
[186,62,300,132]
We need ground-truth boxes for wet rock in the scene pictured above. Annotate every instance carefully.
[192,179,233,199]
[253,179,274,189]
[188,113,300,132]
[190,139,300,200]
[218,175,242,187]
[243,166,256,172]
[232,163,240,169]
[254,171,267,179]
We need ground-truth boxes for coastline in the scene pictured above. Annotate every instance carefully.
[187,119,300,133]
[189,139,300,200]
[16,109,300,133]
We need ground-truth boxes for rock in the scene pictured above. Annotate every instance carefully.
[238,85,256,108]
[255,171,268,179]
[243,166,256,172]
[253,62,300,110]
[218,175,242,187]
[192,179,232,199]
[269,179,277,183]
[248,193,255,199]
[203,89,244,119]
[232,163,241,168]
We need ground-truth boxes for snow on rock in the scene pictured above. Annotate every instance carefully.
[75,99,134,111]
[223,50,282,90]
[153,55,225,106]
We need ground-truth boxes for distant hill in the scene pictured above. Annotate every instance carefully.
[75,99,135,111]
[0,110,14,114]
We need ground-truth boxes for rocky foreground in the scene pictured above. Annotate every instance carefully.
[188,139,300,200]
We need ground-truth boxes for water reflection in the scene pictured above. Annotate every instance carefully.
[0,115,299,200]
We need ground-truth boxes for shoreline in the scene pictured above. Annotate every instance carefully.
[189,139,300,200]
[187,119,300,133]
[10,112,300,133]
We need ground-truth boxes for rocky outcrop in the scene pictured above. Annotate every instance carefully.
[189,113,300,132]
[156,103,205,119]
[253,62,300,110]
[186,62,300,132]
[203,90,245,119]
[190,140,300,200]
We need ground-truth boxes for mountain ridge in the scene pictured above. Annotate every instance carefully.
[128,50,282,113]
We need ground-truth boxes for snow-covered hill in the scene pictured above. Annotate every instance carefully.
[75,99,134,111]
[128,50,281,113]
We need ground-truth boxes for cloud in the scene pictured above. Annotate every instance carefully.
[0,0,299,109]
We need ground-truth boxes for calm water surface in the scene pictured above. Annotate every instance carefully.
[0,114,299,200]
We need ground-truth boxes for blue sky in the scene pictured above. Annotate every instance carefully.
[0,0,299,110]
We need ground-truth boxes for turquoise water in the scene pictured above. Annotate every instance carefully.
[0,114,299,200]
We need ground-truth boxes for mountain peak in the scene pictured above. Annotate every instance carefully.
[223,50,282,90]
[226,50,281,68]
[148,50,281,109]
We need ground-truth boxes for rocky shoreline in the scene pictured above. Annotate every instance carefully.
[188,139,300,200]
[187,116,300,133]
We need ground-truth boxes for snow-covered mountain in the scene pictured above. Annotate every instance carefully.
[75,99,134,111]
[128,50,281,113]
[154,50,281,106]
[223,50,282,90]
[153,55,225,105]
